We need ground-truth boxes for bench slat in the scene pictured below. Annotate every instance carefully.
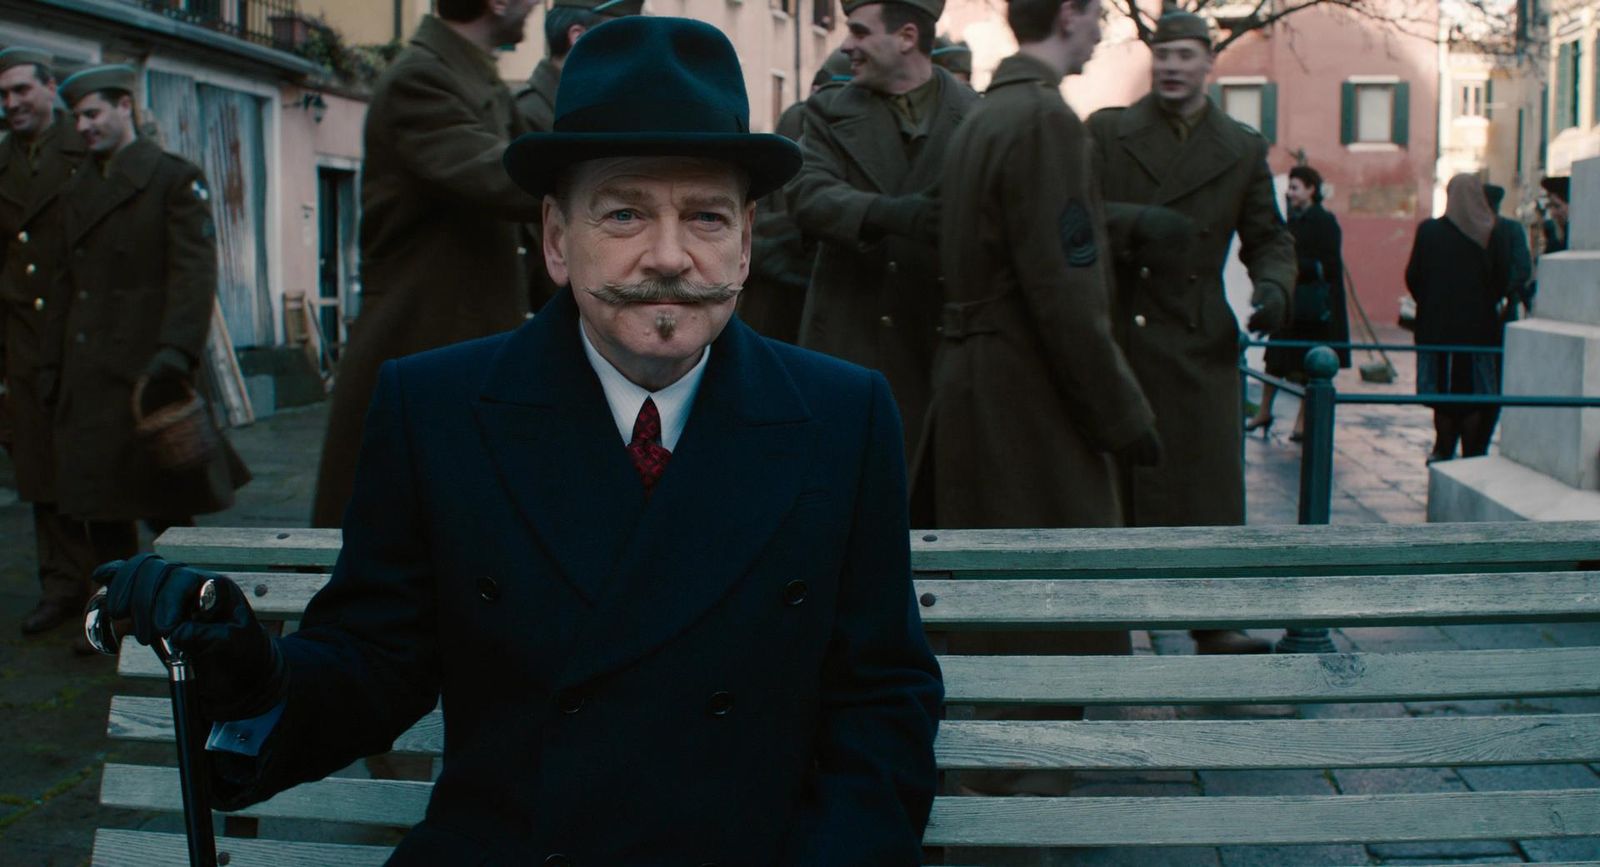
[91,829,393,867]
[101,763,430,827]
[117,646,1600,703]
[156,521,1600,575]
[923,790,1600,847]
[917,572,1600,628]
[110,696,1600,770]
[176,571,1600,628]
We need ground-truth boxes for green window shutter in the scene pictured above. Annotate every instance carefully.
[1261,82,1278,143]
[1392,82,1410,146]
[1340,82,1356,144]
[1556,41,1574,131]
[1575,40,1585,129]
[1486,78,1494,120]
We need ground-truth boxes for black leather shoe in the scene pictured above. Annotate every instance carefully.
[1192,629,1272,655]
[21,598,80,636]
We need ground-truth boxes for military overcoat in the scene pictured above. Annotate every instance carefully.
[931,54,1154,530]
[312,15,542,527]
[514,57,559,133]
[0,111,85,501]
[787,68,977,455]
[1088,95,1296,527]
[52,138,248,522]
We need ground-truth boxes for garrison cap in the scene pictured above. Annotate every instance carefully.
[59,64,137,108]
[553,0,645,15]
[814,51,853,88]
[0,46,54,77]
[1152,10,1212,47]
[931,37,971,75]
[841,0,946,22]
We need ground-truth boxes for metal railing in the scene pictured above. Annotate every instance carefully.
[126,0,303,50]
[1239,338,1600,654]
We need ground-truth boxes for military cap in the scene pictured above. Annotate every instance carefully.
[1542,175,1571,201]
[841,0,946,22]
[1151,10,1212,47]
[59,64,137,108]
[553,0,645,15]
[813,51,853,88]
[931,37,971,75]
[0,46,54,77]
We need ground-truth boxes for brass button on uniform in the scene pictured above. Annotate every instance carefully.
[476,575,500,602]
[75,332,86,343]
[1189,273,1199,283]
[1138,266,1151,280]
[33,297,45,312]
[25,263,36,276]
[886,261,899,274]
[879,315,893,327]
[17,230,28,243]
[783,580,808,606]
[78,290,88,301]
[706,691,734,717]
[1133,314,1147,328]
[516,245,528,256]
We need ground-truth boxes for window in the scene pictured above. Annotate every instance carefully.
[812,0,835,30]
[771,72,787,132]
[770,0,795,15]
[1341,80,1409,147]
[1209,80,1277,142]
[1554,39,1580,133]
[1456,81,1486,118]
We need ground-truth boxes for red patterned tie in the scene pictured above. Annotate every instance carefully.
[627,398,672,496]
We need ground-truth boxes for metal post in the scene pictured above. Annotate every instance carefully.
[1278,346,1340,655]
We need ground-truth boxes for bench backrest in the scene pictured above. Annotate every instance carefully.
[94,522,1600,864]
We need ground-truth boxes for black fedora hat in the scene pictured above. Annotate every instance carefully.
[504,17,801,200]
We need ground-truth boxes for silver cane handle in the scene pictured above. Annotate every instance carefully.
[83,577,220,661]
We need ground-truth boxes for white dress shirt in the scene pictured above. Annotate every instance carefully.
[579,322,709,451]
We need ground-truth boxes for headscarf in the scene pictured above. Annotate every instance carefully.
[1444,173,1495,249]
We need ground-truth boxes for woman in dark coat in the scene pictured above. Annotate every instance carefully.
[1249,165,1347,440]
[1406,173,1512,462]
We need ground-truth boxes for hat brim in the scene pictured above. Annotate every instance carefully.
[504,132,802,201]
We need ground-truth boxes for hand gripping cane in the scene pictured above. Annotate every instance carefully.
[86,579,220,867]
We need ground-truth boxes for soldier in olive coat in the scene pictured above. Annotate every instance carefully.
[0,47,114,637]
[312,4,544,528]
[787,0,977,461]
[1088,12,1295,654]
[932,0,1162,796]
[52,66,249,527]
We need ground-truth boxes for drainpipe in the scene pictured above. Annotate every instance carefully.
[394,0,403,43]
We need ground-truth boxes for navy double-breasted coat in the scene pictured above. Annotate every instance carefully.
[214,289,943,865]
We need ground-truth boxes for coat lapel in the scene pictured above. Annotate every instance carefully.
[1154,105,1241,205]
[17,112,87,226]
[1115,96,1177,190]
[557,317,816,688]
[473,291,648,605]
[66,138,159,246]
[826,84,908,194]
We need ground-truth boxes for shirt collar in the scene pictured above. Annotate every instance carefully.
[579,321,710,451]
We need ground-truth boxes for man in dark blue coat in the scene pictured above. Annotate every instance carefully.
[93,17,942,865]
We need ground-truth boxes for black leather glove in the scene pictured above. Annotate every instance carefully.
[95,554,288,721]
[143,345,195,383]
[865,194,940,245]
[1246,285,1289,334]
[1116,428,1164,467]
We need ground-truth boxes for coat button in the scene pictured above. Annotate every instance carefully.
[783,580,808,606]
[75,332,86,343]
[879,315,893,327]
[1139,266,1151,280]
[516,245,528,256]
[25,263,36,275]
[706,691,734,717]
[33,297,45,311]
[17,230,27,243]
[78,290,88,301]
[886,260,899,274]
[543,856,571,867]
[1134,314,1147,328]
[477,576,500,602]
[557,690,584,714]
[1189,273,1199,283]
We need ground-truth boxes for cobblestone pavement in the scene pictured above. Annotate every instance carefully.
[2,333,1597,865]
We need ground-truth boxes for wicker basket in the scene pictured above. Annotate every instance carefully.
[131,377,221,471]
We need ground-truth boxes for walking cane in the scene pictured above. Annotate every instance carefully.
[85,580,220,867]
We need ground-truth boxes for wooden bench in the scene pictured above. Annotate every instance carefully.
[92,521,1600,864]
